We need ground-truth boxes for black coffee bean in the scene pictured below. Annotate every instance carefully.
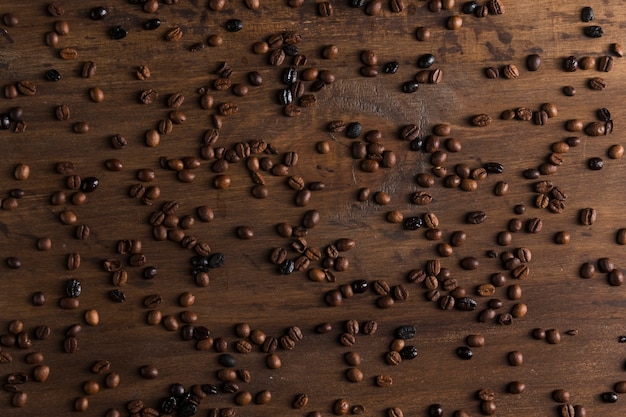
[81,177,99,192]
[66,279,81,298]
[410,138,424,151]
[279,259,295,275]
[462,1,478,14]
[455,297,478,311]
[428,403,444,417]
[404,216,424,230]
[202,384,220,395]
[417,54,435,69]
[109,25,128,40]
[601,392,618,403]
[160,396,177,414]
[170,384,186,397]
[346,122,362,138]
[143,266,157,279]
[45,69,62,82]
[581,6,594,22]
[144,18,161,30]
[597,107,611,122]
[218,353,236,368]
[177,401,198,417]
[225,19,243,32]
[456,346,473,360]
[351,279,369,294]
[395,325,416,339]
[283,44,299,56]
[89,6,108,20]
[191,256,210,268]
[383,61,399,74]
[619,336,626,343]
[109,289,126,302]
[587,157,604,170]
[584,25,603,38]
[399,345,418,360]
[484,162,504,174]
[350,0,366,7]
[278,89,293,105]
[194,326,210,340]
[283,66,298,84]
[402,81,419,93]
[0,113,11,129]
[564,56,578,72]
[208,253,225,268]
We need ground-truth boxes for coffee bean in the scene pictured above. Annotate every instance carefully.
[601,392,618,403]
[526,54,541,71]
[579,208,597,225]
[584,25,603,38]
[402,81,419,93]
[581,6,594,22]
[589,77,606,90]
[456,346,473,360]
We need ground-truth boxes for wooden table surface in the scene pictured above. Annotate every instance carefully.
[2,1,626,416]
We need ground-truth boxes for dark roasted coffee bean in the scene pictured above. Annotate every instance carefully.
[144,18,161,30]
[402,81,419,93]
[383,61,399,74]
[456,297,478,311]
[225,19,243,32]
[403,216,423,230]
[218,354,236,368]
[90,6,108,20]
[351,279,368,294]
[278,89,293,105]
[346,122,363,139]
[45,69,62,82]
[66,279,82,297]
[456,346,473,360]
[597,107,611,122]
[581,6,594,22]
[418,54,435,68]
[601,392,618,403]
[395,325,416,340]
[462,1,478,14]
[279,259,295,275]
[283,66,298,84]
[484,162,504,174]
[587,157,604,170]
[109,25,128,40]
[584,25,603,38]
[563,56,578,72]
[81,177,99,193]
[399,345,417,360]
[428,404,443,417]
[208,253,225,268]
[109,289,125,302]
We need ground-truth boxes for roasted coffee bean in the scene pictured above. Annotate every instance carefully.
[109,25,128,40]
[456,297,478,311]
[589,77,606,90]
[581,6,594,22]
[601,392,618,403]
[418,54,435,68]
[587,157,604,170]
[66,278,82,297]
[584,25,603,38]
[225,19,243,32]
[564,56,578,72]
[579,208,597,225]
[402,81,419,93]
[404,216,423,230]
[383,61,399,74]
[395,325,416,340]
[456,346,473,360]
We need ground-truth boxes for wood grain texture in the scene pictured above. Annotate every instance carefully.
[1,1,626,416]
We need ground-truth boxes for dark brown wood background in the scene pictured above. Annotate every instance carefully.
[1,1,626,416]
